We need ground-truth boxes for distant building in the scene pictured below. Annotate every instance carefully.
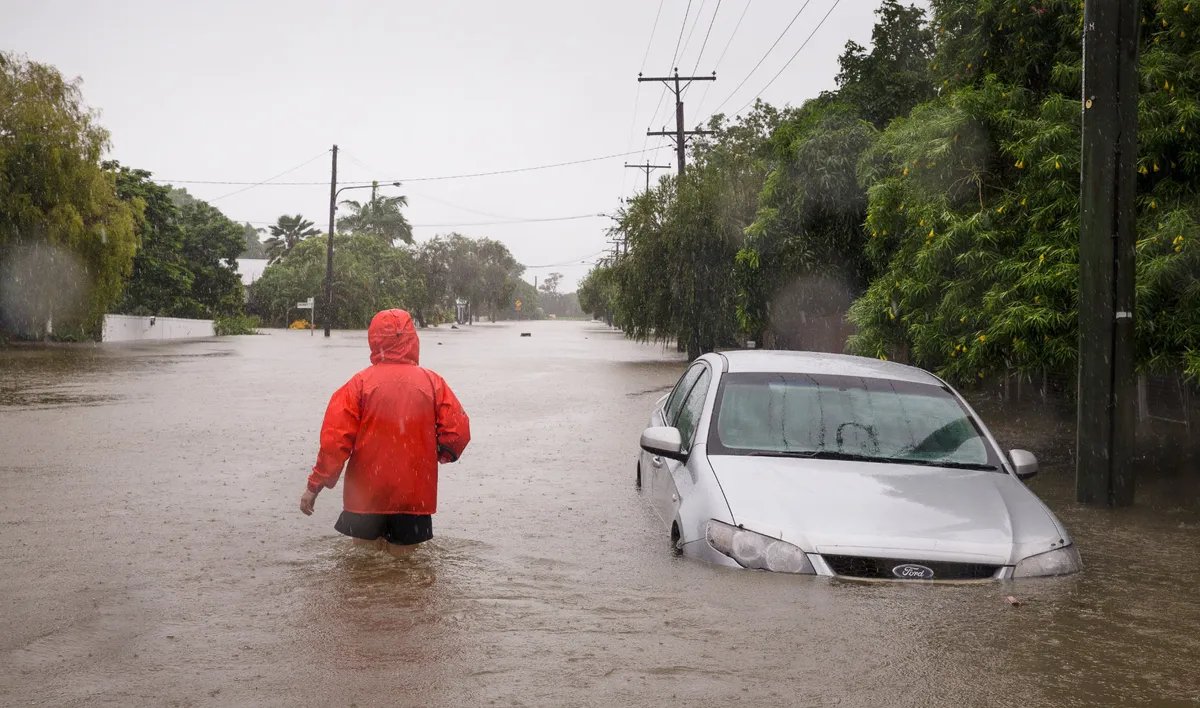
[236,259,269,302]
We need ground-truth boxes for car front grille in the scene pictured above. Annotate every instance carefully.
[821,554,1000,580]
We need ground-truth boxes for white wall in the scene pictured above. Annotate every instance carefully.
[102,315,215,342]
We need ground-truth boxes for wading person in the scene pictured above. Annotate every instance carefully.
[300,309,470,556]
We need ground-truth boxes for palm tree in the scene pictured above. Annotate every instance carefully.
[263,214,321,263]
[337,182,413,245]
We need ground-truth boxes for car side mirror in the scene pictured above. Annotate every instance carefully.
[1010,449,1038,481]
[641,426,686,462]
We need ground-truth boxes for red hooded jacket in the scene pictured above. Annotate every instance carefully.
[307,309,470,514]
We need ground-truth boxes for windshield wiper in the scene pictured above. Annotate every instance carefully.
[746,450,889,463]
[744,450,997,471]
[895,458,998,471]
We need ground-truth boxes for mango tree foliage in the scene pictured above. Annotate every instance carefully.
[835,0,937,128]
[179,200,246,318]
[848,0,1200,383]
[107,162,205,318]
[0,52,137,339]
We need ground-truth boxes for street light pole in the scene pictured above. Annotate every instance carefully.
[324,145,338,338]
[323,164,404,338]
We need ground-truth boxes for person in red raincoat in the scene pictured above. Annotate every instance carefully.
[300,309,470,555]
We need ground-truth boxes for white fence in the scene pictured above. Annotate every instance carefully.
[102,314,215,343]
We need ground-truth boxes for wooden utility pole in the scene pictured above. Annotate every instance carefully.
[625,161,673,192]
[324,144,338,338]
[639,69,716,176]
[1077,0,1140,506]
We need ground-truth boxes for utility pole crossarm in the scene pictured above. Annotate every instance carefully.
[638,75,717,83]
[625,162,673,192]
[646,130,715,137]
[637,69,716,178]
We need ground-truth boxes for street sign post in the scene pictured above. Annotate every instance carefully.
[297,297,315,335]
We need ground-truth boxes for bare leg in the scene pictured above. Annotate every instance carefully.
[385,542,419,558]
[352,537,387,552]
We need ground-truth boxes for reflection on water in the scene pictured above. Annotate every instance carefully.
[1,323,1199,707]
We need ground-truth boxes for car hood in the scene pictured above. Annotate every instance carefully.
[708,455,1067,566]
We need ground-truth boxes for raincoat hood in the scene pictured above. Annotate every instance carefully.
[368,309,420,365]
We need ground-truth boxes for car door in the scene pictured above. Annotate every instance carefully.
[655,366,712,528]
[646,364,705,525]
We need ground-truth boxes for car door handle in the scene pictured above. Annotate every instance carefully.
[651,456,664,468]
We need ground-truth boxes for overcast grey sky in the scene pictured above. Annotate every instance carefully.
[3,0,897,289]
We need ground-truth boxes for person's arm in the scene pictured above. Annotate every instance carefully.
[431,373,470,463]
[303,376,363,509]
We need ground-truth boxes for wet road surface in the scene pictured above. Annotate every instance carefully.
[2,320,1199,707]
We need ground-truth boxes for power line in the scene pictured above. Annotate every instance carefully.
[412,214,605,228]
[155,150,650,187]
[205,150,330,202]
[732,0,843,116]
[236,213,607,229]
[677,0,709,72]
[524,249,608,269]
[623,0,668,201]
[340,148,594,223]
[706,0,814,118]
[690,0,722,76]
[697,0,751,115]
[638,0,698,182]
[711,0,751,71]
[669,0,695,69]
[639,0,667,72]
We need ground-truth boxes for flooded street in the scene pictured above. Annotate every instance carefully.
[2,320,1199,707]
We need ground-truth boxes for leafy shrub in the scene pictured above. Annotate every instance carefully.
[215,315,260,336]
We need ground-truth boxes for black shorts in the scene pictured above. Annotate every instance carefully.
[335,511,433,546]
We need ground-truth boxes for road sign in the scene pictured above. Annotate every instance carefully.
[515,300,522,311]
[296,297,314,310]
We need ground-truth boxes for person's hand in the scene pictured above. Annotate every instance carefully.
[300,489,319,516]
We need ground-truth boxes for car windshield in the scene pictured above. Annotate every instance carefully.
[710,373,998,470]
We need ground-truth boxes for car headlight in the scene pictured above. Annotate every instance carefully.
[1012,545,1082,578]
[706,521,815,574]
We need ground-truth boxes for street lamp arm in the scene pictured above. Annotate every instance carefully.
[335,181,402,199]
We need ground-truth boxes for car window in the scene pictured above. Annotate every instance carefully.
[675,368,712,452]
[710,373,999,469]
[663,364,704,425]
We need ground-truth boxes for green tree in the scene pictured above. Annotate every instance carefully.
[578,265,619,325]
[735,2,933,350]
[106,162,205,318]
[249,233,424,328]
[834,0,936,128]
[608,102,784,357]
[179,200,246,317]
[0,52,138,340]
[263,214,320,264]
[337,182,414,245]
[240,223,266,259]
[847,0,1200,384]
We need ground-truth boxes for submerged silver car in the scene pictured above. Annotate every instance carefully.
[636,350,1081,580]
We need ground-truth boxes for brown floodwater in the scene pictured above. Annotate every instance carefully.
[1,321,1198,707]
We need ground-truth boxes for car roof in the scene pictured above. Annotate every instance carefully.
[713,350,943,386]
